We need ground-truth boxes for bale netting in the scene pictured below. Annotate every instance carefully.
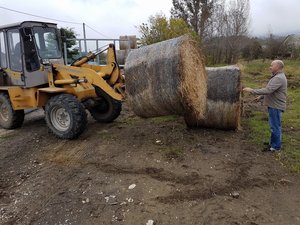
[125,35,207,120]
[185,66,242,130]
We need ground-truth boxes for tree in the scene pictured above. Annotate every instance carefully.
[203,0,250,64]
[222,0,250,63]
[171,0,215,40]
[138,13,197,45]
[242,38,263,60]
[60,27,79,64]
[250,39,263,59]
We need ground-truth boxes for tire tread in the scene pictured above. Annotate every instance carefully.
[0,93,24,129]
[45,94,87,139]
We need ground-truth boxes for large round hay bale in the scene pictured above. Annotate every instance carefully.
[119,35,137,50]
[185,66,241,130]
[125,35,207,120]
[116,50,128,65]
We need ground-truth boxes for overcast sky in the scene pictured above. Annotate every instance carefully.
[0,0,299,39]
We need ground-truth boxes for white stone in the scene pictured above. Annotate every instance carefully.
[128,184,136,190]
[146,219,154,225]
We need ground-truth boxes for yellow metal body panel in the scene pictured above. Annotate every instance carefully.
[37,87,67,107]
[4,69,22,80]
[7,87,38,110]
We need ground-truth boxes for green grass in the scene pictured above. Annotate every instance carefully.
[119,116,140,125]
[163,146,184,160]
[0,133,13,141]
[246,111,269,145]
[241,59,300,173]
[96,129,114,140]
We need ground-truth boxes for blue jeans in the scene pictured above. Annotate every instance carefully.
[268,107,282,150]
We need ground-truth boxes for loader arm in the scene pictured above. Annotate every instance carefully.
[71,44,123,89]
[53,64,123,101]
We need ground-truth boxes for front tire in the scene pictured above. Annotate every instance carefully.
[0,93,24,129]
[45,94,87,139]
[89,88,122,123]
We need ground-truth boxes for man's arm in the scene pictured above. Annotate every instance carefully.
[243,77,282,95]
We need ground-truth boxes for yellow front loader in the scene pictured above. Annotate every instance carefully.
[0,21,125,139]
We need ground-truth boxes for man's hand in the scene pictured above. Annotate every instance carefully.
[243,87,253,92]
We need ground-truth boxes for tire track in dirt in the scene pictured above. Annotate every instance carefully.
[77,140,278,205]
[155,147,276,204]
[83,162,210,186]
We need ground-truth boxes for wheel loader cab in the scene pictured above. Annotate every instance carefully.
[0,21,64,88]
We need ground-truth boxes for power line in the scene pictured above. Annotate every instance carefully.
[85,24,111,39]
[0,6,112,39]
[0,6,82,25]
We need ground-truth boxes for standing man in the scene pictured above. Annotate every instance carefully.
[243,60,287,151]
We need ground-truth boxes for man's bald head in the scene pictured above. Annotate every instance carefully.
[272,60,284,69]
[270,60,284,74]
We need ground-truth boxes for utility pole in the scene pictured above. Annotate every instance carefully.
[83,22,87,54]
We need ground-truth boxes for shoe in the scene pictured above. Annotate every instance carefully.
[262,147,280,152]
[263,142,271,149]
[262,146,271,152]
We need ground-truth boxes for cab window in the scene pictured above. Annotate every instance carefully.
[7,29,22,71]
[33,27,61,59]
[21,27,40,72]
[0,31,7,68]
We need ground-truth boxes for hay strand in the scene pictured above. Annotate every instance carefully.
[116,50,128,65]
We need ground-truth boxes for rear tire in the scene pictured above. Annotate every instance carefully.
[89,88,122,123]
[0,93,24,129]
[45,94,87,139]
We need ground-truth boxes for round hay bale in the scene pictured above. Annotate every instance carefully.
[125,35,207,120]
[119,35,137,50]
[185,66,242,130]
[116,50,128,65]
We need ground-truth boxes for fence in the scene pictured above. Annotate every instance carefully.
[62,36,137,66]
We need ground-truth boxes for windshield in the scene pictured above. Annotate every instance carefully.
[33,27,61,59]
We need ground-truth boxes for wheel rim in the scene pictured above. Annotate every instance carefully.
[50,105,71,132]
[0,101,9,122]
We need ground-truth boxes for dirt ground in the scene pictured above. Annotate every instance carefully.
[0,103,300,225]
